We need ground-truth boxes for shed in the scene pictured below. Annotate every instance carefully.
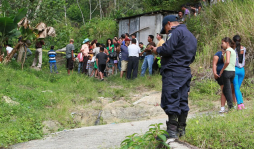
[117,10,178,46]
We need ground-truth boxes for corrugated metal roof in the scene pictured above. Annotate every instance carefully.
[117,10,178,21]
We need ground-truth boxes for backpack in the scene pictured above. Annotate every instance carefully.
[77,53,83,62]
[109,49,117,58]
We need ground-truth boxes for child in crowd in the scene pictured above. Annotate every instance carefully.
[86,56,93,76]
[93,55,98,78]
[96,47,109,81]
[48,46,58,73]
[89,49,94,58]
[77,51,84,73]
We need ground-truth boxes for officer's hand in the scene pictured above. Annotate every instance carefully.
[151,46,158,55]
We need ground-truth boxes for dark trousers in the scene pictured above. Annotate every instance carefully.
[127,57,139,79]
[222,71,235,109]
[82,56,89,74]
[152,58,159,74]
[161,70,191,115]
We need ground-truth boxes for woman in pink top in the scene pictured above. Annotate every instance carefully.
[81,38,90,74]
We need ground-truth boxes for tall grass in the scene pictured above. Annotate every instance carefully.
[188,0,254,77]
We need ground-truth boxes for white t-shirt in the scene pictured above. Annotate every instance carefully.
[91,56,96,62]
[128,44,141,57]
[93,47,100,56]
[6,46,13,54]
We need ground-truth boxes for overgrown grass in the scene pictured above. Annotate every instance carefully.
[187,0,254,77]
[189,78,254,112]
[182,108,254,148]
[0,51,162,147]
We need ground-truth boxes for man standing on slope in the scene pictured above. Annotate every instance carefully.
[151,15,197,139]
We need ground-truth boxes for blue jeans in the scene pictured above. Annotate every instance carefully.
[233,67,245,105]
[118,58,121,71]
[78,62,83,73]
[141,55,154,76]
[50,62,58,73]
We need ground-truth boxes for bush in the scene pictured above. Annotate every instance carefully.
[121,123,170,149]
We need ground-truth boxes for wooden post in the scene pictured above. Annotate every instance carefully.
[17,45,24,63]
[22,46,27,70]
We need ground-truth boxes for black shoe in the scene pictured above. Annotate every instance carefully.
[165,121,178,139]
[163,114,179,139]
[178,126,186,137]
[177,112,188,137]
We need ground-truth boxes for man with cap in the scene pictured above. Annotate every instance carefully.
[81,38,90,74]
[117,38,130,78]
[151,15,197,139]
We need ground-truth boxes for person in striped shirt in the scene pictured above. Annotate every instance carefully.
[48,46,58,73]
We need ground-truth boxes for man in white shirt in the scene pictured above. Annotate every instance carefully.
[131,34,139,46]
[93,43,100,56]
[127,38,141,79]
[6,44,13,55]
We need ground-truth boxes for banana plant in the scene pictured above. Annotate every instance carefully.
[0,8,27,54]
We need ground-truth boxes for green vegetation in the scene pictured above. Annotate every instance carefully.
[0,51,162,147]
[182,109,254,148]
[1,0,193,52]
[188,0,254,77]
[121,123,170,149]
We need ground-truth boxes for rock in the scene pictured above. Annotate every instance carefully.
[71,109,100,126]
[42,120,61,134]
[42,90,53,93]
[2,96,19,105]
[101,99,164,124]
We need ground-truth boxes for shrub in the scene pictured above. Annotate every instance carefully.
[120,123,170,149]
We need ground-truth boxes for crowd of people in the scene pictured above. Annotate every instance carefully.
[213,35,246,113]
[64,32,165,80]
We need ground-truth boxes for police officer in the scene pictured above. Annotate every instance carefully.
[151,15,197,139]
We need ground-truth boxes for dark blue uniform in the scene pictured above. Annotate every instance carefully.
[157,24,197,115]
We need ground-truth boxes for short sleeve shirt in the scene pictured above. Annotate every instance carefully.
[96,52,108,65]
[121,45,129,61]
[81,44,89,56]
[93,47,100,56]
[106,45,115,54]
[66,44,75,59]
[185,9,190,15]
[157,39,165,47]
[6,46,13,54]
[146,42,156,55]
[214,51,224,75]
[128,44,141,57]
[224,47,236,71]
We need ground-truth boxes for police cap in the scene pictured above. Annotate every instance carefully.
[160,15,179,34]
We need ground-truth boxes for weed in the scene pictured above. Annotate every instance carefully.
[182,109,254,148]
[120,123,170,149]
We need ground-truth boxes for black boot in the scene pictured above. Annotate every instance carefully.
[165,114,178,139]
[177,112,188,137]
